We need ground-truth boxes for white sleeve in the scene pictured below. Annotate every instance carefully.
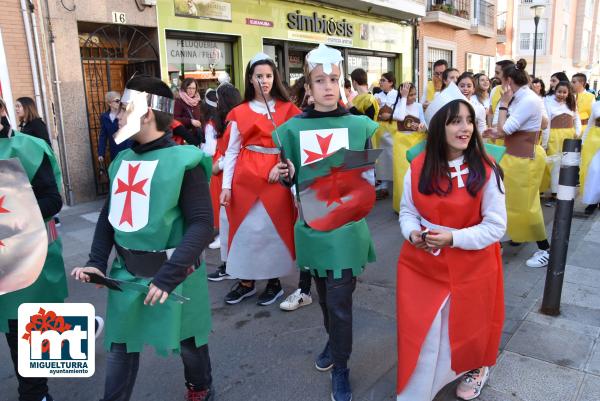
[542,100,551,147]
[222,121,241,190]
[418,103,427,129]
[393,97,408,121]
[492,102,500,127]
[476,104,487,133]
[200,124,217,156]
[574,111,582,137]
[451,174,507,250]
[399,168,422,241]
[504,97,536,135]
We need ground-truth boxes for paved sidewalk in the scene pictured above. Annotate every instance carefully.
[1,197,599,401]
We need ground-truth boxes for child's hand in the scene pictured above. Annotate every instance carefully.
[409,230,429,249]
[424,230,453,248]
[220,189,231,206]
[70,266,105,288]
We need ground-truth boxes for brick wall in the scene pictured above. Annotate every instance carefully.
[0,1,34,102]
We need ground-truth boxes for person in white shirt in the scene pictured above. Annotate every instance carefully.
[375,72,401,199]
[391,82,427,212]
[457,72,487,135]
[581,101,600,215]
[484,59,550,268]
[543,81,582,204]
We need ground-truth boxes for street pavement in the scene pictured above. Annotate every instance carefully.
[1,196,599,401]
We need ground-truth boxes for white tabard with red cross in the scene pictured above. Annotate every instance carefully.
[299,128,349,166]
[109,160,158,233]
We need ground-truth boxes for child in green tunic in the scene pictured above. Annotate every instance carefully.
[275,44,379,401]
[72,76,215,401]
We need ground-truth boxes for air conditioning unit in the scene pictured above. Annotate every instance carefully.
[140,0,156,6]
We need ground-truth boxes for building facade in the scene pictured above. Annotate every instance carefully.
[156,0,423,93]
[497,0,600,89]
[417,0,498,98]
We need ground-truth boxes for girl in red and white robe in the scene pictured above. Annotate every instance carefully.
[397,90,506,401]
[220,53,300,305]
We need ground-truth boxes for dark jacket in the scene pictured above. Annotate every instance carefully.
[174,97,201,130]
[19,117,51,147]
[98,111,132,160]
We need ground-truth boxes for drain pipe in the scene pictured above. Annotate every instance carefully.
[19,0,44,118]
[44,6,74,205]
[28,0,53,140]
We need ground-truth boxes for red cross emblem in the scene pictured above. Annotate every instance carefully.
[303,133,335,164]
[0,195,9,247]
[114,163,148,227]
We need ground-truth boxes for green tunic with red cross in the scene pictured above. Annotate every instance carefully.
[0,132,67,333]
[105,144,213,355]
[275,114,379,278]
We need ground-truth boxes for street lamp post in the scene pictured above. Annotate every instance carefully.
[531,5,546,78]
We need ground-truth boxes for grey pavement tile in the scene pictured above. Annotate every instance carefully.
[526,311,600,338]
[489,351,584,401]
[505,321,595,370]
[564,265,600,289]
[583,220,600,244]
[565,241,600,270]
[561,282,600,310]
[576,374,600,401]
[584,341,600,375]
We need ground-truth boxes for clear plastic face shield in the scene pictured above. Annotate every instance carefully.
[305,44,346,104]
[113,89,175,144]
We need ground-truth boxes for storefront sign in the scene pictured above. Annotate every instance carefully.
[287,10,354,38]
[166,39,231,70]
[288,31,353,47]
[173,0,232,22]
[245,18,273,28]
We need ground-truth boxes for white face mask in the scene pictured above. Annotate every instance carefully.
[113,89,174,145]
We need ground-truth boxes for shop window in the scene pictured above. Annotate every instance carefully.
[166,35,234,92]
[466,52,494,76]
[347,54,395,88]
[427,47,452,80]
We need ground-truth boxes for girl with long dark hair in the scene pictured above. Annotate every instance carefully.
[457,72,487,134]
[219,53,300,305]
[547,72,569,97]
[396,83,505,401]
[486,59,550,268]
[15,97,50,146]
[472,73,491,112]
[206,83,243,280]
[543,81,581,205]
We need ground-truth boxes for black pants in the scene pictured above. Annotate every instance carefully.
[314,269,356,370]
[299,270,312,294]
[101,339,212,401]
[5,319,50,401]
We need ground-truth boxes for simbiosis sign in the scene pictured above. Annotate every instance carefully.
[286,10,354,38]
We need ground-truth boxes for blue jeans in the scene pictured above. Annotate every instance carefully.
[101,338,212,401]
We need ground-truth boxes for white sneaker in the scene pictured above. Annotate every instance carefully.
[456,366,489,400]
[279,289,313,311]
[526,249,550,268]
[94,316,104,340]
[208,237,221,249]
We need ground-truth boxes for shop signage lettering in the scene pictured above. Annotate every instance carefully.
[166,39,230,69]
[286,10,354,38]
[246,18,274,27]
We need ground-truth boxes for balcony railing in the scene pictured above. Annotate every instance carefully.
[497,11,507,35]
[474,0,495,29]
[428,0,470,20]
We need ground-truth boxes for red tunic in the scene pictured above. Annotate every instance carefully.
[396,153,504,393]
[226,101,301,257]
[209,122,230,229]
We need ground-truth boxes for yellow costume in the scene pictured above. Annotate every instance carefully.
[392,123,426,212]
[580,102,600,194]
[374,90,400,183]
[577,91,595,131]
[490,86,505,146]
[350,92,380,121]
[501,136,548,242]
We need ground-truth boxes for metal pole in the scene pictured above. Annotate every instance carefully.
[541,139,582,316]
[533,15,539,78]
